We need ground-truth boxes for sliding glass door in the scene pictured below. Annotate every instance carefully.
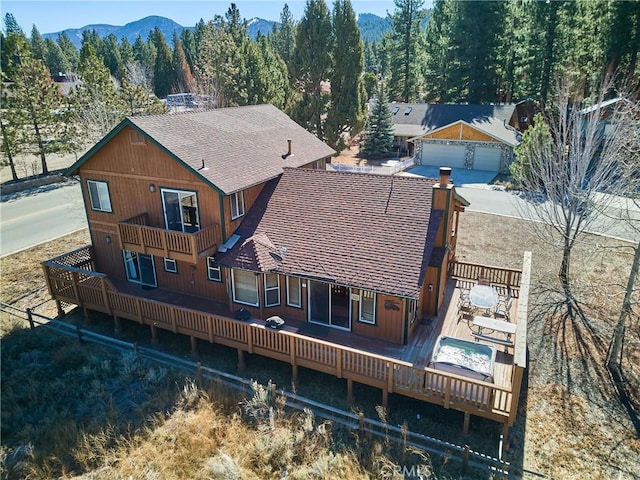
[308,280,351,330]
[161,189,199,233]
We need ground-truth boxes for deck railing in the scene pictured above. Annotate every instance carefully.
[118,213,221,263]
[449,260,522,290]
[42,248,529,428]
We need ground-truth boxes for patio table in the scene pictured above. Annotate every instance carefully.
[469,284,499,310]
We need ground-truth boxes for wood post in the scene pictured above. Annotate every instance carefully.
[291,364,298,387]
[502,422,510,448]
[150,324,159,344]
[347,378,354,404]
[462,444,470,472]
[55,300,64,318]
[463,411,471,434]
[114,315,122,334]
[381,388,388,409]
[237,348,246,371]
[190,336,199,357]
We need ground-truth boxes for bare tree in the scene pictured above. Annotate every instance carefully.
[513,75,638,321]
[605,99,640,431]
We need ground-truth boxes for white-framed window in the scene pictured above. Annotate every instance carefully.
[230,191,245,219]
[232,269,258,306]
[207,257,221,282]
[87,180,112,212]
[264,273,280,307]
[286,276,302,308]
[163,258,177,273]
[359,290,376,324]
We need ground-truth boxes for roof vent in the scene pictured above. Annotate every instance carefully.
[282,139,293,159]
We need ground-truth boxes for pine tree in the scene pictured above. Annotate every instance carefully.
[57,32,79,73]
[3,38,64,175]
[290,0,332,138]
[423,0,459,102]
[150,27,175,98]
[361,83,394,159]
[30,25,48,63]
[172,33,195,93]
[270,3,296,68]
[71,44,125,144]
[256,35,290,109]
[325,0,366,151]
[387,0,426,103]
[44,38,70,75]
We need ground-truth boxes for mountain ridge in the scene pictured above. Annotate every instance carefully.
[41,13,391,48]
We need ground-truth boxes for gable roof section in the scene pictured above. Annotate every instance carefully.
[216,168,442,298]
[66,104,336,195]
[387,103,521,146]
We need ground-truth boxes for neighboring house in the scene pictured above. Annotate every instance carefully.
[216,167,469,345]
[579,97,630,140]
[43,104,530,439]
[387,103,522,173]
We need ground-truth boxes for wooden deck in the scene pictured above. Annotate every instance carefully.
[41,246,530,437]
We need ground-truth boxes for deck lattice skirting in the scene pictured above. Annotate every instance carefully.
[42,247,529,433]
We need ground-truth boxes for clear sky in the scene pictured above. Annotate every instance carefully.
[2,0,403,34]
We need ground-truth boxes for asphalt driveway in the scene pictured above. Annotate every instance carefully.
[400,166,499,188]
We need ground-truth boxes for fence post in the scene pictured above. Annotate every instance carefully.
[26,308,35,329]
[462,444,470,472]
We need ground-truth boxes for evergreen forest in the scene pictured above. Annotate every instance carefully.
[1,0,639,179]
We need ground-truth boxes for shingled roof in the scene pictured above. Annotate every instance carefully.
[386,103,521,146]
[66,104,336,195]
[216,168,442,298]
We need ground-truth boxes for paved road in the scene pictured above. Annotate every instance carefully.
[0,171,637,258]
[0,183,87,257]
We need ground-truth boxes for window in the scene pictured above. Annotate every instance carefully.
[163,258,177,273]
[232,269,258,306]
[286,276,302,308]
[207,257,221,282]
[230,191,245,219]
[392,106,399,115]
[264,273,280,307]
[359,290,376,324]
[87,180,112,212]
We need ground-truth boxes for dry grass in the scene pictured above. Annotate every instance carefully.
[0,229,90,316]
[457,212,640,480]
[1,211,639,478]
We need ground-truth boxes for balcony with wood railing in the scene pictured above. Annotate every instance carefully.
[118,213,221,264]
[42,247,531,440]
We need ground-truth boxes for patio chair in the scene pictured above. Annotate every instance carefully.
[494,297,513,321]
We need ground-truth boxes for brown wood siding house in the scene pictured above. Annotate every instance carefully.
[215,167,468,345]
[65,104,335,301]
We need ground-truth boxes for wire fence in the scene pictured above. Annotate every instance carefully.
[0,301,547,479]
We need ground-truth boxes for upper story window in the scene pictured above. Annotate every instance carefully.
[230,191,245,220]
[87,180,112,212]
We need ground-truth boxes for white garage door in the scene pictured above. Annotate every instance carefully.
[473,146,502,171]
[420,143,466,168]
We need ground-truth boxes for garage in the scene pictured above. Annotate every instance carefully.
[472,146,502,171]
[420,143,466,168]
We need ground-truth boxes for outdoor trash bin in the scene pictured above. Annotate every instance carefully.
[266,316,285,330]
[234,309,251,321]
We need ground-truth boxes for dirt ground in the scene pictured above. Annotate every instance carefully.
[1,151,80,184]
[1,208,638,478]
